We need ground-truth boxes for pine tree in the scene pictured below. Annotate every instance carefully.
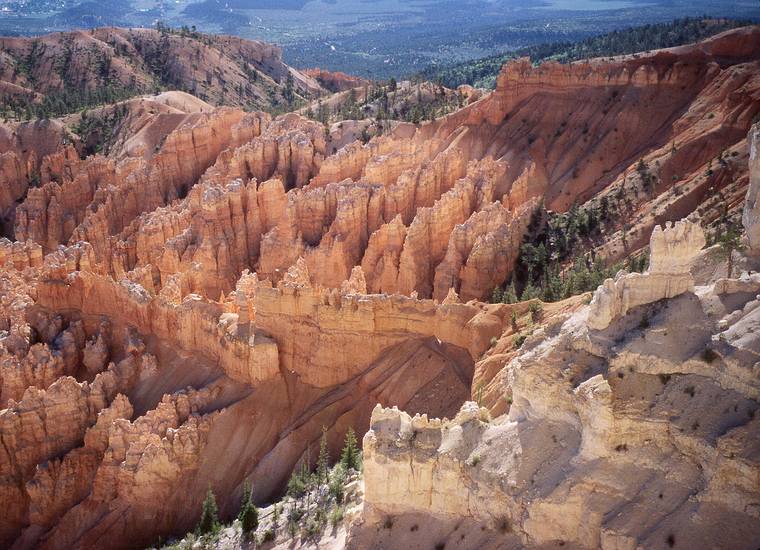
[340,427,360,472]
[503,282,518,304]
[238,482,259,535]
[520,282,541,302]
[286,463,307,499]
[197,488,220,536]
[490,287,503,304]
[716,223,746,278]
[317,427,330,485]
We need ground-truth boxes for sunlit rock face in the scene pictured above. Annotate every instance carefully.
[361,220,760,549]
[1,25,759,549]
[743,123,760,253]
[588,219,705,330]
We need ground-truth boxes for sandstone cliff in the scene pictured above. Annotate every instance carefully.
[1,26,759,550]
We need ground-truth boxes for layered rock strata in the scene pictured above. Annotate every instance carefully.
[1,27,760,550]
[361,219,760,549]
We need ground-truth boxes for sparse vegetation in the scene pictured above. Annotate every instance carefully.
[496,516,512,534]
[163,436,359,548]
[491,203,648,305]
[329,505,344,528]
[701,348,719,364]
[423,17,752,89]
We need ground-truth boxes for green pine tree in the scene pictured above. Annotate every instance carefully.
[286,463,307,499]
[340,427,360,472]
[317,427,330,485]
[520,282,541,302]
[716,223,745,278]
[490,287,503,304]
[197,488,220,536]
[238,482,259,535]
[503,282,518,304]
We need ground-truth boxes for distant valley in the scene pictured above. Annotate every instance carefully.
[1,0,759,77]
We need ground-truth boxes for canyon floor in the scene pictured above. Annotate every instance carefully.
[1,25,760,550]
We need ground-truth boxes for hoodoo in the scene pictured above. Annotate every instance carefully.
[0,22,759,550]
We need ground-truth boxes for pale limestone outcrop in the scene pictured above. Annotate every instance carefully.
[363,402,506,521]
[648,219,709,273]
[282,256,312,288]
[588,220,705,330]
[362,258,760,548]
[743,122,760,252]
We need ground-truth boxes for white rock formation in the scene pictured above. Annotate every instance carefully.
[588,219,705,330]
[360,225,760,549]
[743,123,760,253]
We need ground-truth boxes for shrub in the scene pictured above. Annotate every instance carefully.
[329,506,344,528]
[287,517,298,537]
[514,335,527,349]
[496,516,512,534]
[317,427,330,485]
[288,503,305,523]
[287,466,307,499]
[701,348,718,364]
[304,519,322,538]
[529,302,542,322]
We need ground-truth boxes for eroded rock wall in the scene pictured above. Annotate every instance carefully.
[361,220,760,549]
